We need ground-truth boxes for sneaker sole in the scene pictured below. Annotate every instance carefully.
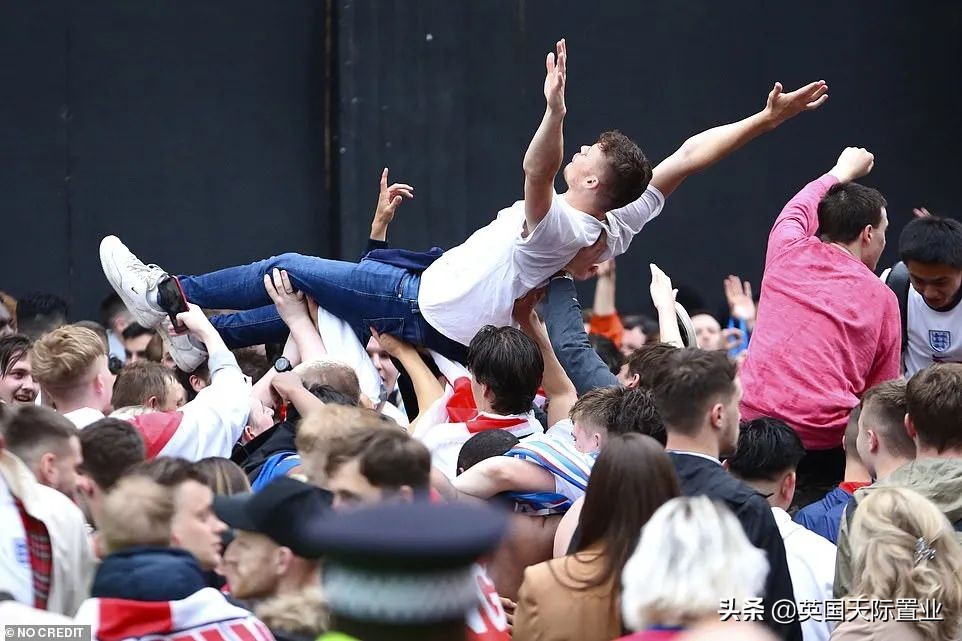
[159,328,208,373]
[99,236,167,329]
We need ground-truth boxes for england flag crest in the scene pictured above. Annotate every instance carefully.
[929,330,952,353]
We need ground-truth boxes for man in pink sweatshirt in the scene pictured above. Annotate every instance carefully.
[740,147,900,507]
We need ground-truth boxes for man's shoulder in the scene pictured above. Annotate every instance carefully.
[670,453,764,507]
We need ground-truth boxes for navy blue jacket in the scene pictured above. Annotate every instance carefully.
[793,485,853,544]
[91,547,207,601]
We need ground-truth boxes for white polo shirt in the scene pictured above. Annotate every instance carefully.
[418,186,665,346]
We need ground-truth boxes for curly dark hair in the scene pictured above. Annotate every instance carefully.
[597,130,652,210]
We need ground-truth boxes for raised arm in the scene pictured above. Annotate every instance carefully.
[651,80,829,198]
[522,39,567,233]
[649,264,683,348]
[368,168,414,244]
[370,329,444,431]
[514,290,578,427]
[767,147,874,262]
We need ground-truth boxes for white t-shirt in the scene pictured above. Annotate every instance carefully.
[772,507,837,641]
[0,475,33,606]
[905,287,962,376]
[418,187,665,345]
[63,407,105,429]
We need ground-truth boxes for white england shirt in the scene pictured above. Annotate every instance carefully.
[905,287,962,376]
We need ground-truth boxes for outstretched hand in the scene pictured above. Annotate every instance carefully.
[724,275,755,322]
[371,168,414,240]
[543,39,567,114]
[764,80,828,125]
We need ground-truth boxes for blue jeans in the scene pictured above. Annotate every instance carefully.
[178,253,467,362]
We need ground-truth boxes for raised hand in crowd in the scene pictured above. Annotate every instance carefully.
[913,206,932,218]
[828,146,875,183]
[370,167,414,242]
[513,288,577,427]
[724,274,756,330]
[543,38,567,115]
[174,303,228,351]
[763,79,829,125]
[369,327,443,430]
[649,264,683,348]
[264,268,325,362]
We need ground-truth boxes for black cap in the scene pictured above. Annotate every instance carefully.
[213,476,332,559]
[303,501,507,624]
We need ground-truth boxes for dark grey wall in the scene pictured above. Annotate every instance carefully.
[335,0,962,317]
[2,1,961,323]
[0,1,330,321]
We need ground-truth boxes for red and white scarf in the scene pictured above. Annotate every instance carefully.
[74,587,274,641]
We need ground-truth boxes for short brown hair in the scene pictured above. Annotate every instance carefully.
[295,361,361,404]
[112,361,177,410]
[127,457,210,488]
[99,476,175,554]
[79,418,146,491]
[296,405,394,484]
[597,130,652,211]
[570,386,665,444]
[324,426,430,493]
[652,348,738,435]
[861,379,915,460]
[31,325,106,390]
[2,405,78,468]
[906,364,962,453]
[625,342,677,389]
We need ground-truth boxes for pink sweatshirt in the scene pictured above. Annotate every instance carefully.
[740,174,901,450]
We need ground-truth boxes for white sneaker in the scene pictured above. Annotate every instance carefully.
[100,236,168,329]
[159,318,209,373]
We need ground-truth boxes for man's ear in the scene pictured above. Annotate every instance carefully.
[189,375,206,393]
[782,471,797,505]
[626,373,640,389]
[583,174,601,190]
[146,395,159,410]
[709,402,725,430]
[868,429,881,454]
[904,413,918,440]
[275,546,294,575]
[38,452,57,484]
[242,425,255,443]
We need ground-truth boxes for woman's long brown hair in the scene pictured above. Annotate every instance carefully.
[564,433,681,590]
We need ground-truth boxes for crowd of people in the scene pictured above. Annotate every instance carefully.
[3,38,962,641]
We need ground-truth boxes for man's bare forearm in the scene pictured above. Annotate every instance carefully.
[523,107,566,180]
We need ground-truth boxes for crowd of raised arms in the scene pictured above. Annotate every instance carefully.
[3,38,962,641]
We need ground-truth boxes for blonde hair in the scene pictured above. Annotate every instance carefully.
[621,496,768,631]
[99,476,175,554]
[296,404,393,485]
[31,325,106,391]
[849,487,962,641]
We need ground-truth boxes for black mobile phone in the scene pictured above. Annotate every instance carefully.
[158,276,190,333]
